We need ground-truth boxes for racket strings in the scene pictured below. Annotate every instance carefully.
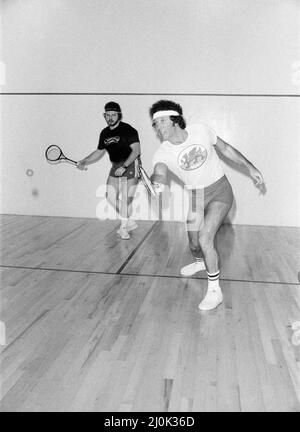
[46,146,62,161]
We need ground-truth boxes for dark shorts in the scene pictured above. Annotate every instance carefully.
[109,160,139,180]
[204,175,234,207]
[190,175,234,212]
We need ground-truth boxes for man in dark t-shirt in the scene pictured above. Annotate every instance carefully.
[77,102,141,239]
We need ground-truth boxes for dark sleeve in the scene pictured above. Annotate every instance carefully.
[126,125,140,145]
[97,131,105,150]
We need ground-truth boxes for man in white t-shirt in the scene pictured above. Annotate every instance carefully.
[150,100,264,311]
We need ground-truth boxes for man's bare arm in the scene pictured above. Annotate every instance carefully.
[77,149,106,169]
[214,137,264,185]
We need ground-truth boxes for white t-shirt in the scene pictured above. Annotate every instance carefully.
[152,123,224,188]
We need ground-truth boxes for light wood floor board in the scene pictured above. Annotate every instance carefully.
[1,216,299,284]
[0,270,299,411]
[123,222,300,284]
[0,215,155,273]
[0,215,299,412]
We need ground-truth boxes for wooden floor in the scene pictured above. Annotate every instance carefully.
[0,215,299,412]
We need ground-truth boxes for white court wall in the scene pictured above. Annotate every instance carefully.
[1,0,299,94]
[1,95,299,227]
[1,0,300,226]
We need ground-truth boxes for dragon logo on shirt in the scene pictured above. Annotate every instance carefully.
[178,144,207,171]
[104,136,120,146]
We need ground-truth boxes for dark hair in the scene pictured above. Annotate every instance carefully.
[149,99,186,129]
[104,101,122,120]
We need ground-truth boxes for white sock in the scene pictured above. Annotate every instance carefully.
[198,270,223,311]
[206,270,220,289]
[208,280,222,295]
[207,270,221,292]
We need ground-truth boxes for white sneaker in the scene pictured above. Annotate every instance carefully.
[126,220,138,232]
[117,226,130,240]
[198,289,223,311]
[180,260,206,276]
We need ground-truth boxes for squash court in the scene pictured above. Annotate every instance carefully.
[1,0,299,413]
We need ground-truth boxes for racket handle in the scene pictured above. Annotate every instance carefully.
[76,160,88,171]
[68,158,78,165]
[69,158,87,171]
[153,183,165,193]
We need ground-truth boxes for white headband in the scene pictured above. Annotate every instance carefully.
[152,110,180,120]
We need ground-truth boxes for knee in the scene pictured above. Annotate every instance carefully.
[189,242,201,256]
[188,235,202,256]
[106,190,118,206]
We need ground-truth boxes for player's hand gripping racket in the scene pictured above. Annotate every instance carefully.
[45,145,87,170]
[138,165,161,197]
